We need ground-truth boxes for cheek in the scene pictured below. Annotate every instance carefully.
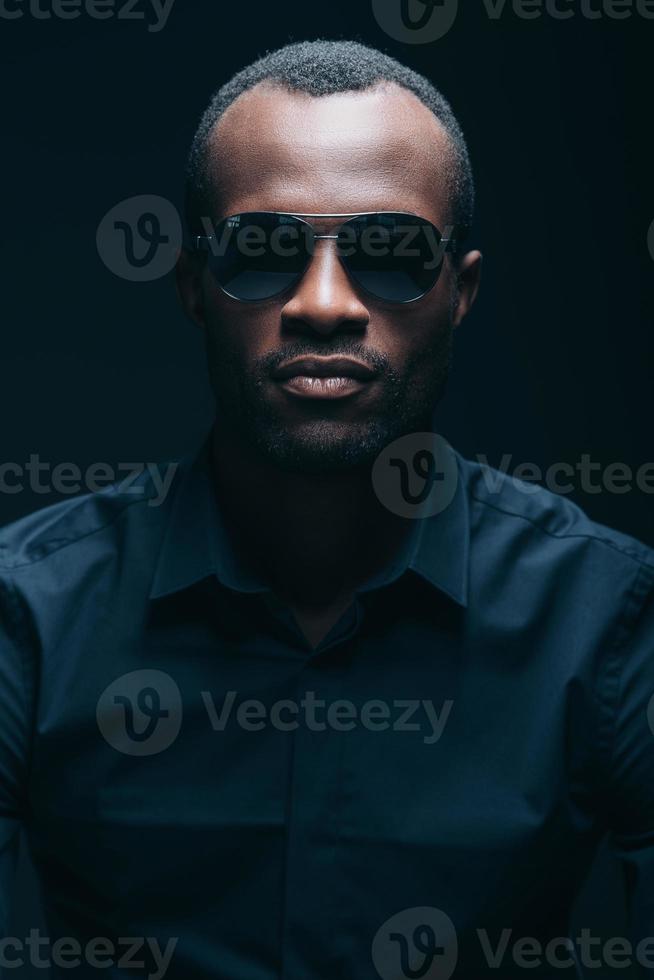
[377,292,454,370]
[203,285,279,364]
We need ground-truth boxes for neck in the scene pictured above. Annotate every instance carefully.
[209,422,413,608]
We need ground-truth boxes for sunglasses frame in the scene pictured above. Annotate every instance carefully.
[191,211,464,305]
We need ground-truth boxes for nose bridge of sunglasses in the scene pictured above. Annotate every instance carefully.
[296,216,345,255]
[307,216,398,259]
[255,215,351,259]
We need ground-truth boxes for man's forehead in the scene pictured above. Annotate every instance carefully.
[204,81,453,222]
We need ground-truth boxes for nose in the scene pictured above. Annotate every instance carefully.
[280,239,370,337]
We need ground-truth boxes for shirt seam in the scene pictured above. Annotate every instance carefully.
[0,489,165,572]
[468,490,654,569]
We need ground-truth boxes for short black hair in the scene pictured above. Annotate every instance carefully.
[184,39,475,236]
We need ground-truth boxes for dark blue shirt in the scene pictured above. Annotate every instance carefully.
[1,433,653,979]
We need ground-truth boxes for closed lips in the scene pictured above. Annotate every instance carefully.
[271,357,377,380]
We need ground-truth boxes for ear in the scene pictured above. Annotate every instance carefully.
[175,246,207,329]
[452,249,482,328]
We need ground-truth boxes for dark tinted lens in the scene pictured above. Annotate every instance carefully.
[206,213,311,301]
[339,213,444,302]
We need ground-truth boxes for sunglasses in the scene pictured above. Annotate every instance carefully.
[191,211,465,304]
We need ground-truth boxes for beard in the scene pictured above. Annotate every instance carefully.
[208,325,454,475]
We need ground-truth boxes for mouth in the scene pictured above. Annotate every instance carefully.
[271,356,378,400]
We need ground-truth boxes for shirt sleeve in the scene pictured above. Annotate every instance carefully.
[605,560,654,962]
[0,573,30,935]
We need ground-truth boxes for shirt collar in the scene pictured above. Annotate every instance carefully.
[149,430,469,607]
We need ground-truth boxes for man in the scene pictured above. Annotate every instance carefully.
[1,38,653,980]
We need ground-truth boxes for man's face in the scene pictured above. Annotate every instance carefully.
[177,81,481,472]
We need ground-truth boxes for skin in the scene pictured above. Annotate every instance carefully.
[176,80,482,647]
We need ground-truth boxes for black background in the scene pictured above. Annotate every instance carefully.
[1,0,652,975]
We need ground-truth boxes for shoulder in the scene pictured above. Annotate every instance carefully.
[0,458,183,575]
[457,451,654,578]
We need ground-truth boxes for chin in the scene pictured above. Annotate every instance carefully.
[250,415,431,475]
[251,420,396,474]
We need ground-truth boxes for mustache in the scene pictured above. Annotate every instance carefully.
[256,340,392,377]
